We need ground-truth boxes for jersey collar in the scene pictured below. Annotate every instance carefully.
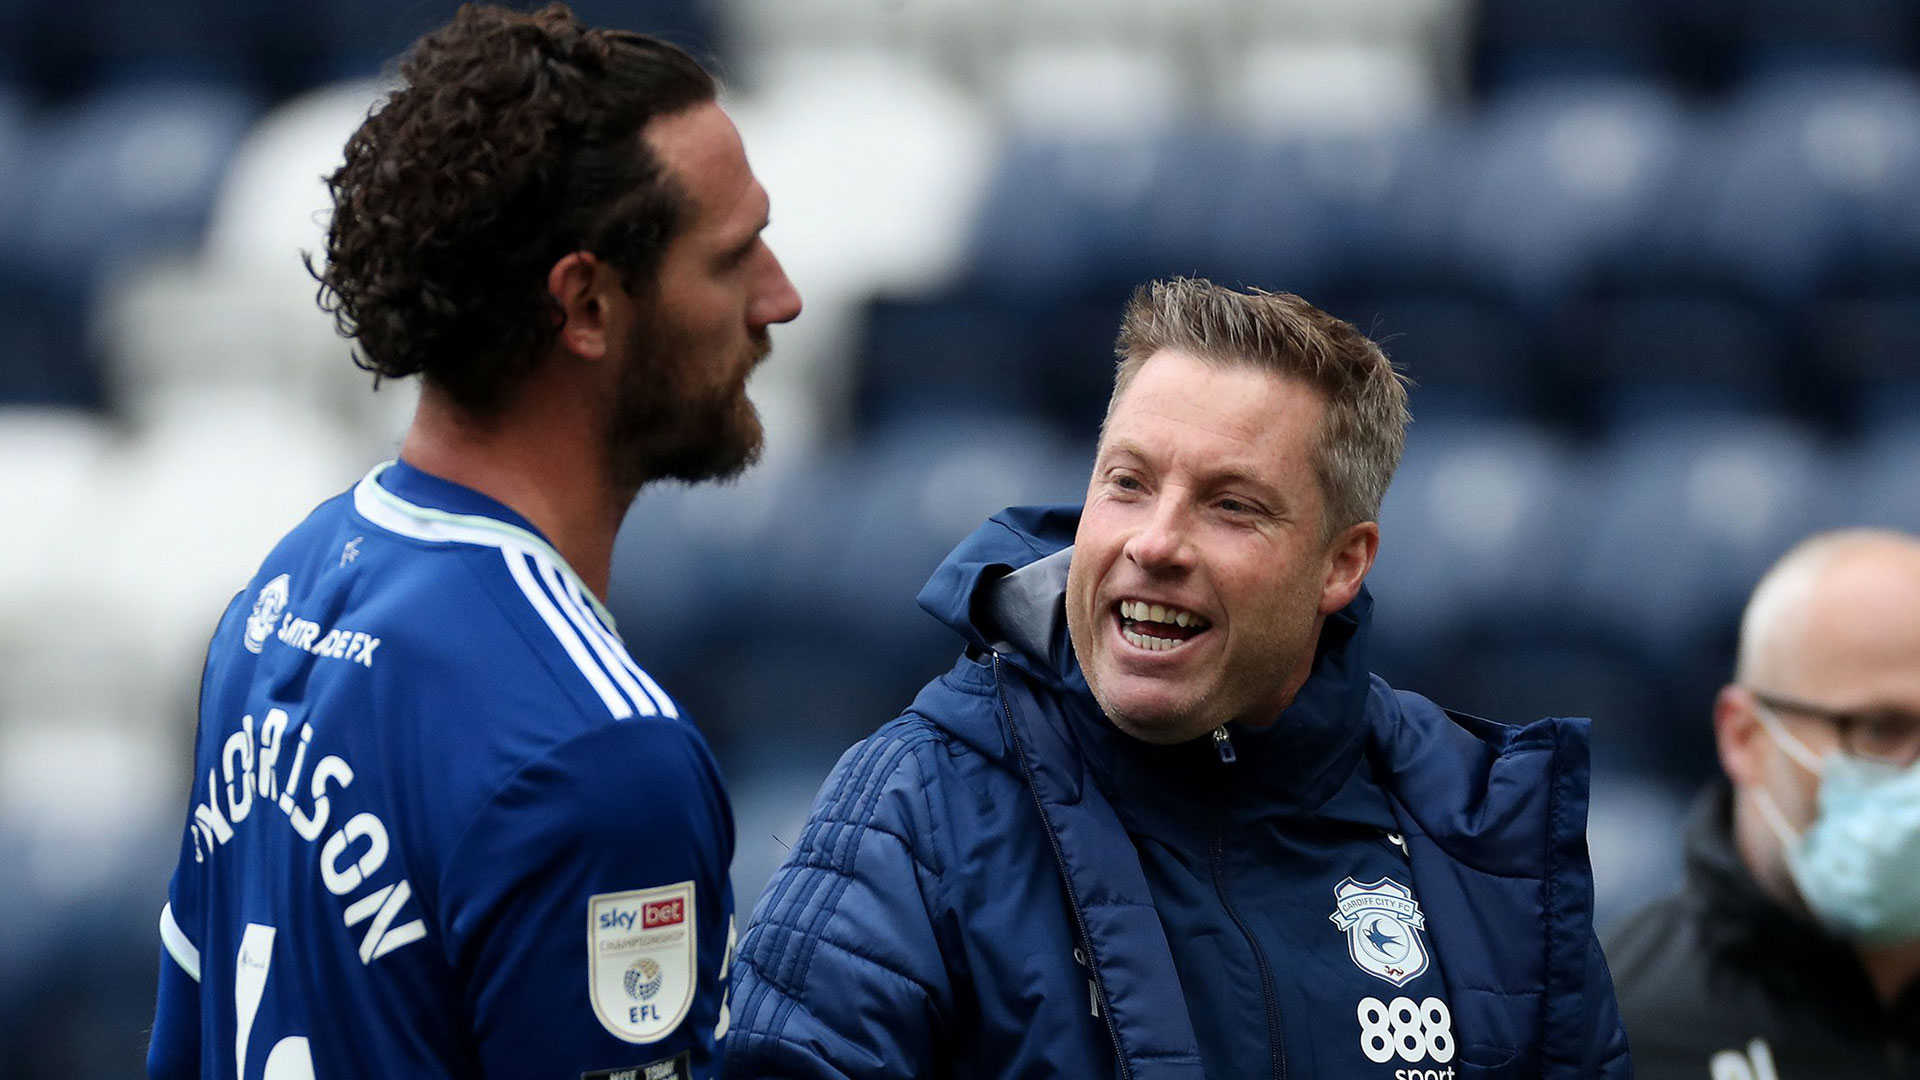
[353,459,619,629]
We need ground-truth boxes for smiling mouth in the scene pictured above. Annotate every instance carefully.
[1115,599,1213,653]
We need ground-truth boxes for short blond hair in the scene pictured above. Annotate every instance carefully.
[1109,277,1410,532]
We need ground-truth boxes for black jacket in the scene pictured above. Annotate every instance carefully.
[1603,781,1920,1079]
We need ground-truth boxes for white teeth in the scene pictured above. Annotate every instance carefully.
[1121,627,1183,651]
[1118,600,1209,629]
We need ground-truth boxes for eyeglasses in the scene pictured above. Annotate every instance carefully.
[1749,689,1920,769]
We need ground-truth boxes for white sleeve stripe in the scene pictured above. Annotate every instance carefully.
[160,903,201,982]
[537,557,658,717]
[503,546,633,720]
[561,570,680,720]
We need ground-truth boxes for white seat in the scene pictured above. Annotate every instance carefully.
[726,52,997,450]
[1220,41,1443,135]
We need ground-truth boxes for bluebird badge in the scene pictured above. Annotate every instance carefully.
[1330,877,1431,987]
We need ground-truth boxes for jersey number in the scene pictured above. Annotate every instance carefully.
[235,924,316,1080]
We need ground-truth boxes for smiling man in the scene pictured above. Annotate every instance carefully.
[147,6,800,1079]
[725,279,1628,1079]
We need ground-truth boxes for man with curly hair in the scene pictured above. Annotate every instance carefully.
[146,5,799,1079]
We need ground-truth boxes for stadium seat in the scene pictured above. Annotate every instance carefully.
[310,0,718,83]
[1569,416,1840,669]
[1554,289,1792,430]
[1798,292,1920,435]
[965,132,1193,301]
[0,274,95,407]
[854,291,1044,433]
[193,79,411,445]
[817,413,1089,670]
[1453,77,1692,311]
[12,82,258,290]
[1206,127,1442,297]
[1688,68,1920,301]
[995,42,1187,136]
[1367,418,1587,670]
[1472,0,1669,89]
[1323,289,1541,420]
[1842,428,1920,533]
[1218,40,1443,136]
[1737,0,1919,74]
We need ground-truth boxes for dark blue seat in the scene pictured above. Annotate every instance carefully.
[820,414,1089,671]
[1841,428,1920,532]
[1472,0,1669,90]
[308,0,719,83]
[1206,126,1453,298]
[1368,418,1590,676]
[1325,289,1542,421]
[854,291,1044,435]
[1569,417,1839,670]
[1451,77,1692,313]
[1686,69,1920,301]
[1797,292,1920,435]
[1555,288,1792,430]
[1737,0,1920,74]
[966,131,1244,303]
[11,81,258,290]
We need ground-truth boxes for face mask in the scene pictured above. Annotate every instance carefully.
[1749,700,1920,943]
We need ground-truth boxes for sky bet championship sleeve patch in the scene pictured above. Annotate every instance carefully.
[582,1050,692,1080]
[589,882,697,1044]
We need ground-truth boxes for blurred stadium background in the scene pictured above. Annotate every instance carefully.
[3,0,1919,1073]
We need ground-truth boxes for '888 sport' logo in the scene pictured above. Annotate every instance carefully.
[1358,995,1455,1077]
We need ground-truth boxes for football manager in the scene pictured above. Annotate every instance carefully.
[1606,529,1920,1078]
[723,278,1629,1079]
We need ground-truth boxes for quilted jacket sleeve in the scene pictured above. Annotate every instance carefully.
[723,721,956,1080]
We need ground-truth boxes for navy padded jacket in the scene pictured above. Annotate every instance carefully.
[726,506,1631,1079]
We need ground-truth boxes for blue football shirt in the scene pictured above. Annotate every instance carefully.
[149,460,735,1080]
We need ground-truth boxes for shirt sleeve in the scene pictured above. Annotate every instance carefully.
[148,931,202,1080]
[438,717,736,1080]
[723,726,953,1080]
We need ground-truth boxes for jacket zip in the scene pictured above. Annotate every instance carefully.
[1209,735,1288,1080]
[991,653,1135,1080]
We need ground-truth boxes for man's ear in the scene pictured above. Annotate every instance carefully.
[546,251,618,362]
[1715,684,1762,788]
[1318,520,1379,616]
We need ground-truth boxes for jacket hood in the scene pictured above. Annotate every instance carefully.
[915,504,1085,686]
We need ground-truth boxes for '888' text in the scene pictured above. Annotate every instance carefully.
[1358,995,1454,1072]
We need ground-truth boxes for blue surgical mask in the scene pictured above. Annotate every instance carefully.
[1750,701,1920,943]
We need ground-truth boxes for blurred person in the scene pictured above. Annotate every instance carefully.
[1605,530,1920,1079]
[145,5,800,1079]
[724,278,1628,1079]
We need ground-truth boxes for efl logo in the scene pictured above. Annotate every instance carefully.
[643,898,685,929]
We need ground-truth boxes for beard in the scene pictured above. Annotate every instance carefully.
[603,310,770,496]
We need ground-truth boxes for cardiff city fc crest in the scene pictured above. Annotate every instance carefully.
[1329,877,1431,987]
[244,574,290,654]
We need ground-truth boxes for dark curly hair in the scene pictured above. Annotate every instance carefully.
[314,3,717,415]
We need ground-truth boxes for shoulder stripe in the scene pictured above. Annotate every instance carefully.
[557,567,680,719]
[159,903,200,982]
[536,556,658,718]
[503,545,634,720]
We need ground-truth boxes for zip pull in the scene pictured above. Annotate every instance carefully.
[1212,726,1237,764]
